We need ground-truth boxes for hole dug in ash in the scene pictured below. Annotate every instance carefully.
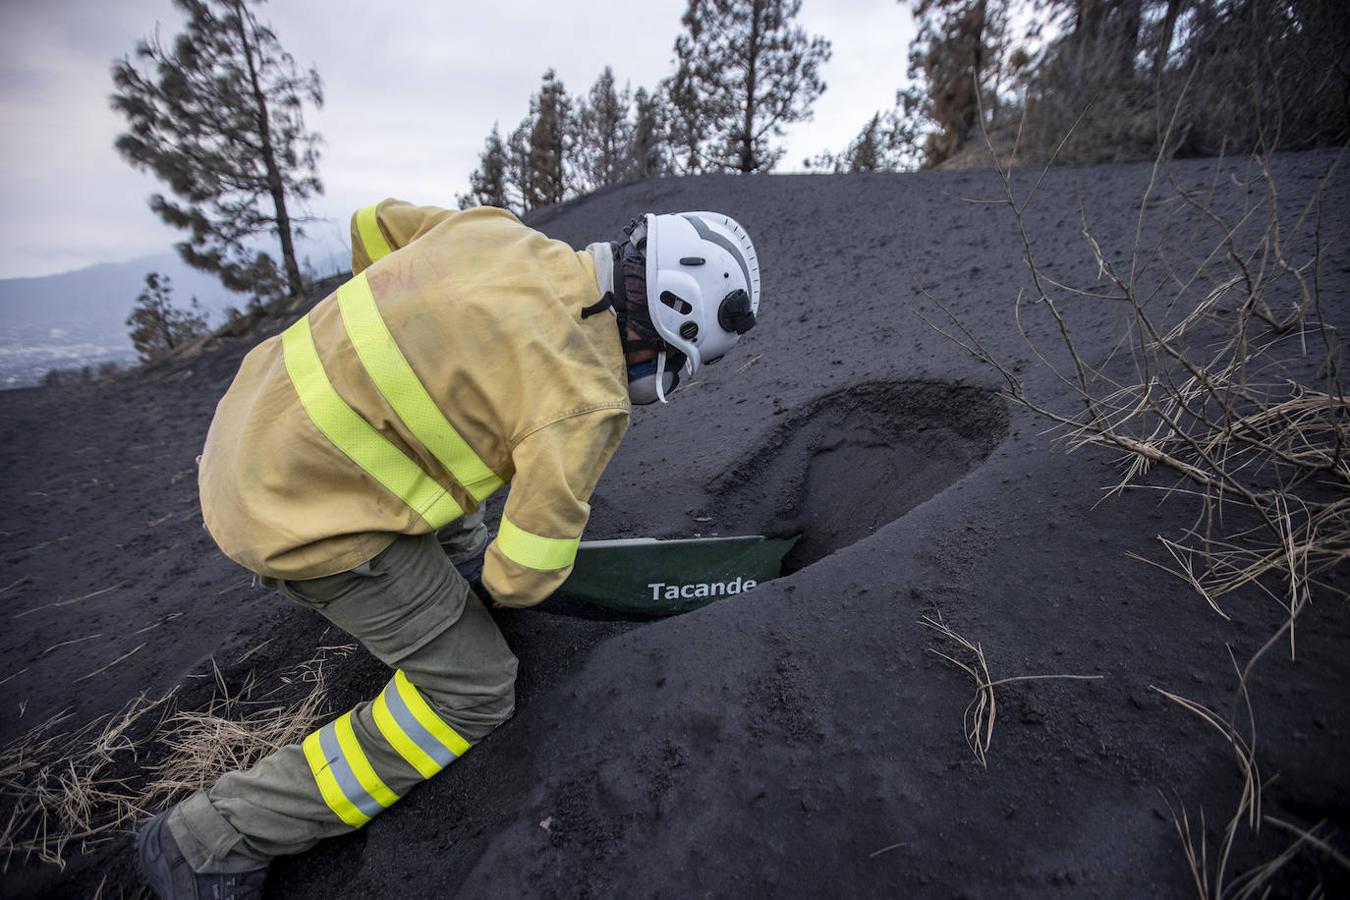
[707,381,1009,572]
[531,381,1007,621]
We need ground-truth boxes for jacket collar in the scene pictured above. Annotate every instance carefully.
[584,241,618,318]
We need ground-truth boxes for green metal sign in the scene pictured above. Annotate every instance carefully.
[555,535,798,616]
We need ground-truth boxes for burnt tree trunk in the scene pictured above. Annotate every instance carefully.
[234,0,304,298]
[739,0,763,173]
[1154,0,1185,79]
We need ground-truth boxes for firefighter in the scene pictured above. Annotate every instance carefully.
[136,201,760,898]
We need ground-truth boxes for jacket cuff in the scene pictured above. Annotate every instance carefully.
[481,543,572,608]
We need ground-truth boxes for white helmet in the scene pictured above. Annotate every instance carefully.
[627,211,760,375]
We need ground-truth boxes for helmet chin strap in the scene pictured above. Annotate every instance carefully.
[654,349,669,404]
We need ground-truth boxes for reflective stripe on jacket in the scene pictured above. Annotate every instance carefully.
[199,201,630,607]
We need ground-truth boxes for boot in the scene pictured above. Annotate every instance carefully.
[136,810,268,900]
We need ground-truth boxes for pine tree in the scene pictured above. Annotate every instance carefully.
[460,124,510,210]
[847,110,921,171]
[903,0,1015,167]
[803,109,920,173]
[126,272,211,363]
[630,86,670,179]
[1023,0,1349,161]
[110,0,323,301]
[851,114,884,172]
[662,64,708,174]
[576,67,634,192]
[507,115,536,213]
[672,0,832,173]
[526,69,572,208]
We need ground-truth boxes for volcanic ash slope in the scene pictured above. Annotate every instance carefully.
[0,151,1345,899]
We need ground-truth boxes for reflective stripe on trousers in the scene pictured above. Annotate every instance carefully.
[302,669,473,827]
[373,670,471,778]
[169,535,517,871]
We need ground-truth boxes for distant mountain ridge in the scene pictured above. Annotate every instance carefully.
[0,254,239,388]
[0,254,233,323]
[0,242,348,389]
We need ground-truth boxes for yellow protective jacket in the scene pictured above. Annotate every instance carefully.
[198,200,630,607]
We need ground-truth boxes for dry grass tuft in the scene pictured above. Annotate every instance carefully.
[0,644,353,870]
[919,611,1102,767]
[0,692,175,869]
[141,655,335,804]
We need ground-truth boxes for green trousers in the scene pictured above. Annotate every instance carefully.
[169,518,516,873]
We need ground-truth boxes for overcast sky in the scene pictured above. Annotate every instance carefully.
[0,0,914,280]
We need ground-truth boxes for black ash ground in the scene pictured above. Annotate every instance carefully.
[2,151,1347,898]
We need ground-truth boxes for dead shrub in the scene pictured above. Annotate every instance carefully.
[927,98,1346,643]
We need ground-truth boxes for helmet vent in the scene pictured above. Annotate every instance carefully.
[680,256,706,266]
[679,322,699,341]
[660,291,693,315]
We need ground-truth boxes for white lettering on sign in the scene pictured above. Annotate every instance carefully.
[647,577,759,602]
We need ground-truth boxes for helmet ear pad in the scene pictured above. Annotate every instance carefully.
[718,289,756,335]
[619,249,660,344]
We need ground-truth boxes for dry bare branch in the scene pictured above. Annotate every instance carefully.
[919,611,1102,767]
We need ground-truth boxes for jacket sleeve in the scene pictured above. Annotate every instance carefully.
[350,199,457,274]
[482,407,629,608]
